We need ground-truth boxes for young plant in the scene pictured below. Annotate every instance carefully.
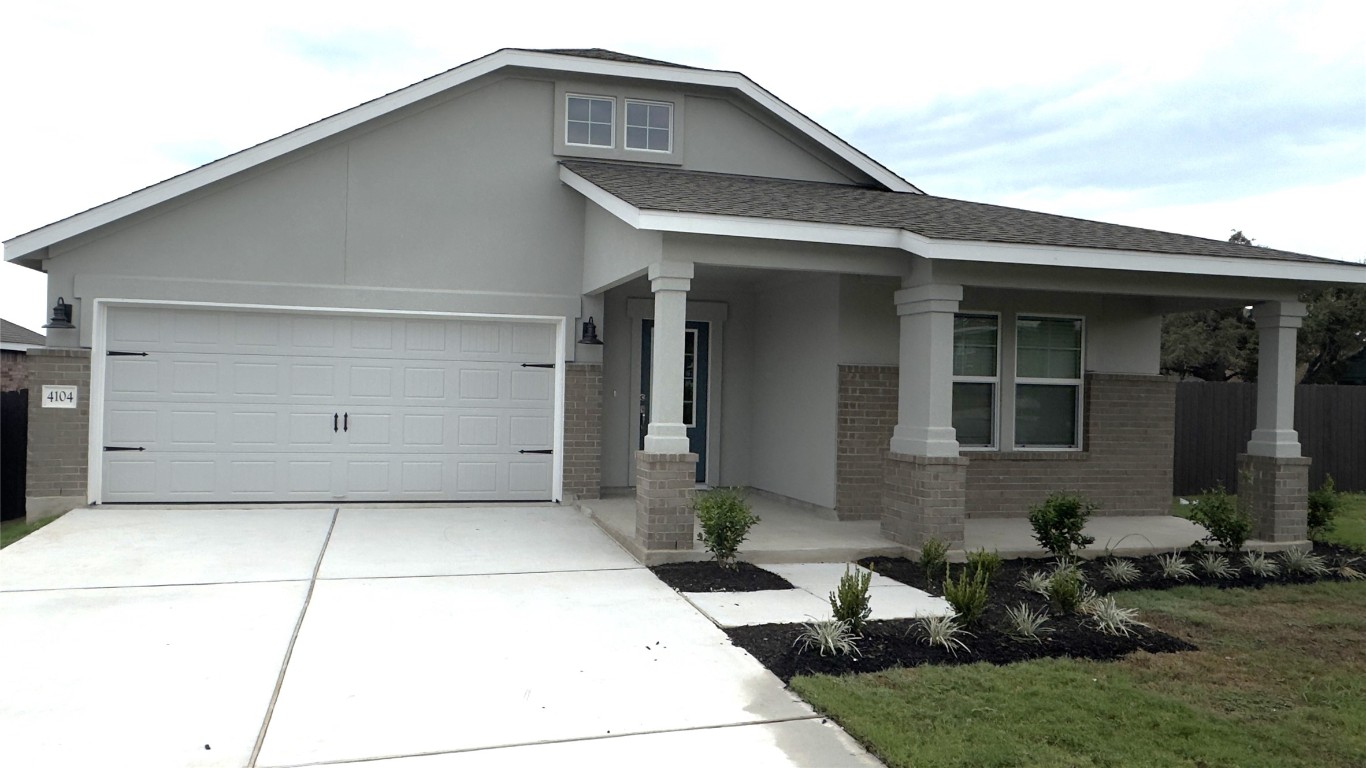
[942,564,990,627]
[1085,595,1144,637]
[1021,565,1049,595]
[916,614,972,656]
[1281,547,1329,577]
[693,488,759,570]
[793,618,861,657]
[1100,558,1141,585]
[1244,550,1280,578]
[1308,475,1342,537]
[1158,552,1196,581]
[1197,552,1239,579]
[1018,570,1052,596]
[1028,492,1097,558]
[1046,565,1086,614]
[966,548,1003,581]
[1005,602,1053,643]
[920,538,948,586]
[1187,483,1252,553]
[829,565,873,632]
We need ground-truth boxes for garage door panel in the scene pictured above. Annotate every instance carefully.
[103,308,558,502]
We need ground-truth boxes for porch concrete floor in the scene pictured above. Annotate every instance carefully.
[585,492,1310,564]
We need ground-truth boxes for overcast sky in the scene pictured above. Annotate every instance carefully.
[2,0,1363,333]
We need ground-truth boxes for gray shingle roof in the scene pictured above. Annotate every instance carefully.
[527,49,699,70]
[561,160,1342,265]
[1,319,45,346]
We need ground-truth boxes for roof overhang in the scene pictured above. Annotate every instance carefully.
[3,49,916,264]
[561,165,1366,285]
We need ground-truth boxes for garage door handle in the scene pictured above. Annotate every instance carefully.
[519,449,553,454]
[334,413,339,433]
[344,412,349,432]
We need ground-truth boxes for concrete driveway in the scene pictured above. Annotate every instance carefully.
[0,506,880,767]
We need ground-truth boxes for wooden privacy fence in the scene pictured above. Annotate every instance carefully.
[1174,382,1366,495]
[2,389,27,520]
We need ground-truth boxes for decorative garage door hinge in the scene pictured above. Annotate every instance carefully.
[104,446,145,452]
[518,449,553,454]
[520,363,555,368]
[106,350,149,357]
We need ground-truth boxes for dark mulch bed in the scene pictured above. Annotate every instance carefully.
[714,543,1363,683]
[649,560,795,592]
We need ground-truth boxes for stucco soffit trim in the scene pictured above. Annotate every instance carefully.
[5,50,914,262]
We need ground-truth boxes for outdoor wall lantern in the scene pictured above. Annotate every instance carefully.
[578,316,604,345]
[43,297,75,330]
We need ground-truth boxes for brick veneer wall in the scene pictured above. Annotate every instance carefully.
[835,365,897,520]
[2,350,28,391]
[563,362,602,500]
[836,368,1176,519]
[25,348,90,515]
[966,373,1176,517]
[1237,453,1310,542]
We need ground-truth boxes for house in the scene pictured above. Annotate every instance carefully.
[6,48,1363,548]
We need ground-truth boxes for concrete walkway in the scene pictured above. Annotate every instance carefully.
[0,506,881,768]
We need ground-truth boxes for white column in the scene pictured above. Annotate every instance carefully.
[1245,300,1307,458]
[889,282,963,457]
[644,261,693,454]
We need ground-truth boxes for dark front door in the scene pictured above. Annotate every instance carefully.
[641,319,709,482]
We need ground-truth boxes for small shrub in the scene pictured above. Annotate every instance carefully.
[1018,570,1051,596]
[1028,492,1097,558]
[942,564,990,626]
[1085,595,1144,637]
[1100,558,1141,585]
[829,566,873,632]
[1158,552,1196,581]
[1046,566,1085,614]
[1187,483,1253,553]
[1331,556,1365,581]
[1197,552,1239,579]
[793,618,860,657]
[1308,475,1342,536]
[920,538,948,586]
[1280,547,1329,577]
[693,488,759,569]
[1244,550,1280,578]
[916,614,972,656]
[1005,602,1053,643]
[966,548,1003,581]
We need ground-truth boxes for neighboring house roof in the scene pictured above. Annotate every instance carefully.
[560,160,1332,264]
[3,48,916,266]
[1,319,45,351]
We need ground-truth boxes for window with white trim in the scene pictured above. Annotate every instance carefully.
[566,95,614,147]
[625,99,672,152]
[1014,316,1084,449]
[951,313,999,448]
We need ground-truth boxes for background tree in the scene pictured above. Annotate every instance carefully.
[1298,285,1366,383]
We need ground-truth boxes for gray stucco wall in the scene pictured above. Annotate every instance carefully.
[682,96,860,184]
[750,273,840,508]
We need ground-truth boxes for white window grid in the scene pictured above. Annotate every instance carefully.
[1013,313,1085,450]
[565,94,615,148]
[952,311,1001,450]
[624,99,673,153]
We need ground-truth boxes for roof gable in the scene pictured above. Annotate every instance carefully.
[3,48,916,265]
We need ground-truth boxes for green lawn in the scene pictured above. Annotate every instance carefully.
[0,515,61,549]
[792,581,1366,768]
[1317,492,1366,551]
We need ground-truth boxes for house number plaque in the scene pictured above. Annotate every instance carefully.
[41,385,78,409]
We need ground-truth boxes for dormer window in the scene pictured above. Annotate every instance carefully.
[566,95,614,147]
[625,100,672,152]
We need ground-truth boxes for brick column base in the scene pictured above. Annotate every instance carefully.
[563,363,602,500]
[1238,453,1310,542]
[634,452,698,551]
[25,348,91,521]
[883,453,967,551]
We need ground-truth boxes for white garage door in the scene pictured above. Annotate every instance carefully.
[101,307,558,503]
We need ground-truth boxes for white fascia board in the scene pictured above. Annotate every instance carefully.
[912,235,1366,283]
[1,342,43,352]
[6,50,913,262]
